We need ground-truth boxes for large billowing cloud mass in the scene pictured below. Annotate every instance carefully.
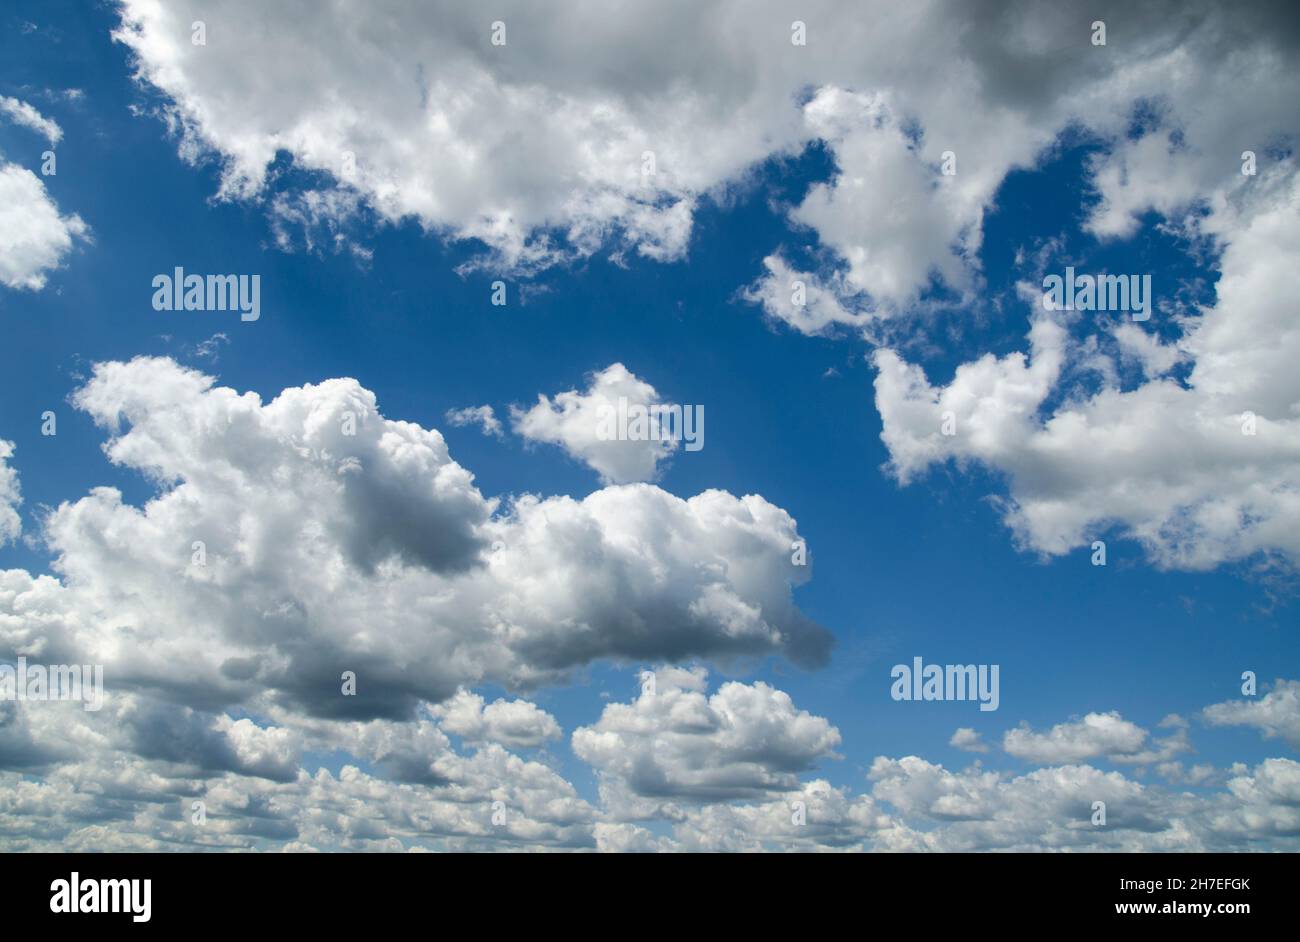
[8,356,828,724]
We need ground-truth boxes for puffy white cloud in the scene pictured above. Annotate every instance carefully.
[949,728,989,754]
[874,314,1068,487]
[0,357,828,725]
[1157,761,1223,787]
[874,171,1300,569]
[1208,758,1300,841]
[0,162,89,291]
[1003,712,1188,765]
[0,441,20,547]
[1204,680,1300,750]
[592,821,664,853]
[741,254,868,336]
[511,363,681,484]
[0,96,62,144]
[746,88,985,324]
[572,666,841,802]
[445,405,503,439]
[430,690,561,749]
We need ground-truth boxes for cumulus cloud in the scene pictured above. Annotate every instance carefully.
[430,690,561,749]
[572,667,841,803]
[741,254,868,336]
[1003,712,1189,765]
[874,171,1300,569]
[1204,681,1300,750]
[745,88,985,325]
[445,405,503,439]
[0,357,828,727]
[949,728,989,754]
[511,363,682,484]
[0,162,89,290]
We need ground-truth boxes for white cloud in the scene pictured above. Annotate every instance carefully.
[1204,680,1300,750]
[741,255,868,336]
[949,728,989,754]
[874,172,1300,569]
[0,162,89,290]
[512,363,679,484]
[0,357,829,727]
[1111,322,1184,380]
[0,96,62,144]
[1003,712,1189,765]
[445,405,503,439]
[751,89,983,321]
[430,690,561,749]
[572,667,841,802]
[0,441,20,546]
[111,0,1298,293]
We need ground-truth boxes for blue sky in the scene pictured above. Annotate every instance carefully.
[0,1,1296,851]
